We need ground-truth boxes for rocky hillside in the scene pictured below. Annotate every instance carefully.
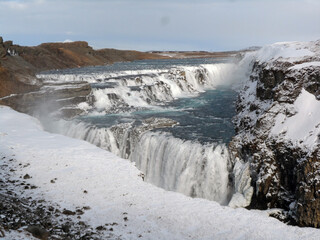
[0,37,164,98]
[0,37,166,116]
[230,40,320,227]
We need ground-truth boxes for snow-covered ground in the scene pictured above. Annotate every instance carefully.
[1,105,320,239]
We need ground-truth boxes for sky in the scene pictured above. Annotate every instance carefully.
[0,0,319,51]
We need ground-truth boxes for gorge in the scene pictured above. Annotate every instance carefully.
[0,38,320,239]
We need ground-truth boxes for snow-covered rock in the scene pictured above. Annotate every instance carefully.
[231,39,320,227]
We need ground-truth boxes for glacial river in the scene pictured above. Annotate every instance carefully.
[44,57,238,204]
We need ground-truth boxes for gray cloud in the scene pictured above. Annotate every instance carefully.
[0,0,319,51]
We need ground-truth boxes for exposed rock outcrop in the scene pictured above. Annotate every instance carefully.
[231,40,320,227]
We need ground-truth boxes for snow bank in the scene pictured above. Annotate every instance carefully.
[253,41,316,63]
[289,61,320,70]
[271,88,320,148]
[1,105,320,239]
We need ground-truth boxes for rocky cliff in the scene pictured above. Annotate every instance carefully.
[231,40,320,227]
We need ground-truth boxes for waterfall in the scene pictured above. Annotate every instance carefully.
[38,63,235,114]
[130,132,232,204]
[50,119,233,205]
[40,62,241,206]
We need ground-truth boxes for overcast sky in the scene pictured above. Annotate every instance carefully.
[0,0,319,51]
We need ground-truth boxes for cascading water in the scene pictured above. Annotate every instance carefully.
[40,58,249,206]
[130,132,232,205]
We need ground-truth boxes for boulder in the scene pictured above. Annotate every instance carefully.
[26,226,49,240]
[3,40,13,49]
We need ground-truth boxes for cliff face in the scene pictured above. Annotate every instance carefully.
[231,40,320,227]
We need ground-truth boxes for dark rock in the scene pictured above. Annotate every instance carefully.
[23,174,31,179]
[3,41,13,49]
[0,36,3,44]
[76,209,84,215]
[61,223,70,233]
[295,150,320,228]
[231,58,320,227]
[83,206,90,210]
[62,209,76,215]
[26,225,49,240]
[0,46,6,58]
[96,225,106,231]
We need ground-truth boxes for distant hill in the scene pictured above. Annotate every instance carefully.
[0,37,164,98]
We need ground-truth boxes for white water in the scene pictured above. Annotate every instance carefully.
[51,119,232,204]
[130,132,232,204]
[39,63,235,114]
[90,64,235,113]
[40,62,247,206]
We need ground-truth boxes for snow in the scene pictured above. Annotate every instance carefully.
[2,230,38,240]
[1,105,320,239]
[63,39,73,43]
[271,88,320,148]
[254,41,315,63]
[289,61,320,70]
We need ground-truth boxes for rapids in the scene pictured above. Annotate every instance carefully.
[40,58,252,206]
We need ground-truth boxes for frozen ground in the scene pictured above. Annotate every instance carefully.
[1,105,320,239]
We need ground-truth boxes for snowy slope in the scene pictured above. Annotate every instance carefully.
[1,105,320,239]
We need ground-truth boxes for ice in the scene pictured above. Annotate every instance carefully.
[228,159,253,208]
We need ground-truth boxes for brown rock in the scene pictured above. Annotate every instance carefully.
[3,40,13,49]
[0,46,6,58]
[62,209,76,215]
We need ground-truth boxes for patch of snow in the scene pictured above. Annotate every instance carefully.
[1,229,38,240]
[255,41,315,63]
[271,88,320,148]
[240,40,318,66]
[63,39,73,43]
[1,105,320,239]
[289,61,320,70]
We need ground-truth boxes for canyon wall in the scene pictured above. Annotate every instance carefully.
[231,40,320,227]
